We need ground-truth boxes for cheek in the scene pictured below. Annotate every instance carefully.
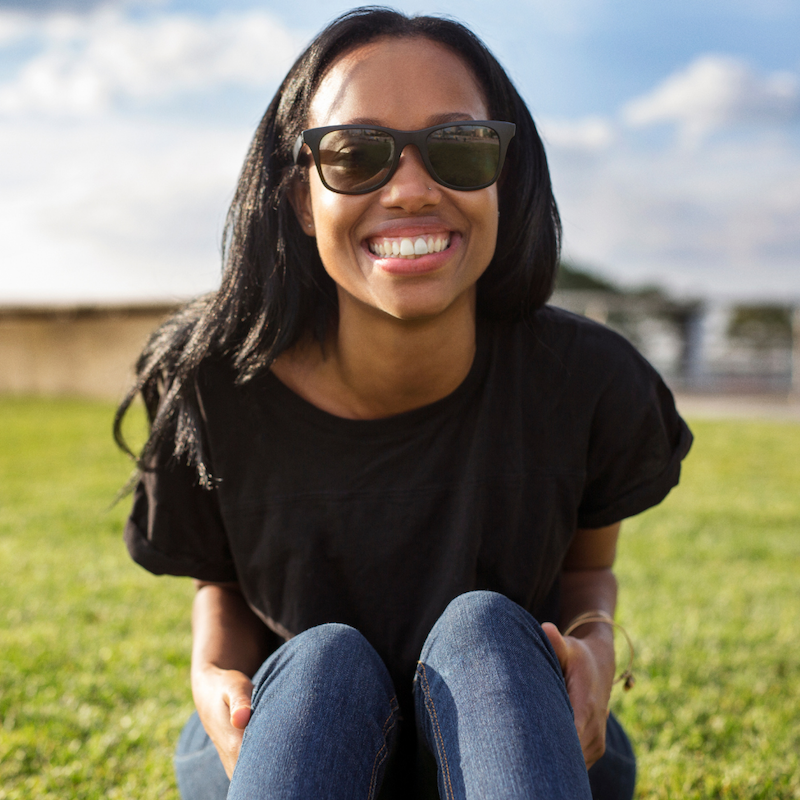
[471,189,499,262]
[308,180,357,239]
[307,185,368,279]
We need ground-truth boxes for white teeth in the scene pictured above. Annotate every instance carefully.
[369,235,451,258]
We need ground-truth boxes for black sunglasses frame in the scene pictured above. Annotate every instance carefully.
[292,120,516,194]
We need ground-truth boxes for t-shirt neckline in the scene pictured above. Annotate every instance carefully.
[262,319,492,434]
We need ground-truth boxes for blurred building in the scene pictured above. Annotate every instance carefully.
[551,284,800,396]
[1,295,798,400]
[0,303,177,400]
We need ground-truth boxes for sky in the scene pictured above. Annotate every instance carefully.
[1,0,799,305]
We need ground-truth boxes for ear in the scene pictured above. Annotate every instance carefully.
[288,171,316,237]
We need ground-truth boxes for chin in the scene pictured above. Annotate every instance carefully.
[379,292,471,323]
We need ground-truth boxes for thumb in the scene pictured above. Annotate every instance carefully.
[225,682,253,730]
[541,622,569,671]
[230,701,251,730]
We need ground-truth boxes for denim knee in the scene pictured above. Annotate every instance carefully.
[415,593,592,800]
[419,591,565,699]
[251,623,397,712]
[436,590,517,632]
[232,623,401,800]
[424,591,550,654]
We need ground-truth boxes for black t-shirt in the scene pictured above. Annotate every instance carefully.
[125,306,692,695]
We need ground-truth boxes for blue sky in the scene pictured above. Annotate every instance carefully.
[1,0,799,304]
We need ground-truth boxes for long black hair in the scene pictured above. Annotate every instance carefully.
[114,6,561,486]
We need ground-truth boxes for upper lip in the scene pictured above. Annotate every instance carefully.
[363,217,454,241]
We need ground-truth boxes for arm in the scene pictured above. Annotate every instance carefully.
[191,581,273,778]
[541,522,620,769]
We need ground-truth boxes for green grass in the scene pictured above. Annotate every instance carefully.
[1,398,799,798]
[614,420,800,799]
[0,398,193,800]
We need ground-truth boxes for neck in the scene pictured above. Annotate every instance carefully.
[271,288,479,420]
[333,289,478,418]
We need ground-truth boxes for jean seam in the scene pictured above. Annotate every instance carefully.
[417,662,455,800]
[367,695,400,800]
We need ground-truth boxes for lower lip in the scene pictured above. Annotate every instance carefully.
[367,235,459,276]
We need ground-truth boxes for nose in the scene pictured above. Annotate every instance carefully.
[379,145,441,211]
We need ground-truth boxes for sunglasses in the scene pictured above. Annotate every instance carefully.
[292,121,516,195]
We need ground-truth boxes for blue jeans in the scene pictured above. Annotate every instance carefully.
[175,591,636,799]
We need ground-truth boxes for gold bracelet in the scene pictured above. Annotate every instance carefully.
[563,610,636,691]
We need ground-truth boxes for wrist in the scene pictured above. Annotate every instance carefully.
[577,630,616,683]
[563,611,635,691]
[566,620,615,645]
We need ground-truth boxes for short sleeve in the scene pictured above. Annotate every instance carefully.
[124,456,238,582]
[577,343,693,529]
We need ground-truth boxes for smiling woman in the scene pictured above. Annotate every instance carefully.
[280,37,504,407]
[114,8,692,800]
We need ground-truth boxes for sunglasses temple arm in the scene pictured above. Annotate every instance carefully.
[292,134,305,165]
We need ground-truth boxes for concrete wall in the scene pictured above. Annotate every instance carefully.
[0,304,179,400]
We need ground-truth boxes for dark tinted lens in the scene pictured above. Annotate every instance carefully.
[317,129,394,192]
[427,125,500,188]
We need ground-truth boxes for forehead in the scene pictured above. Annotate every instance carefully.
[308,36,489,128]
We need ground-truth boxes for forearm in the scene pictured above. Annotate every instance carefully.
[559,567,617,632]
[557,522,620,656]
[190,582,270,777]
[191,582,271,681]
[543,523,623,766]
[558,567,617,675]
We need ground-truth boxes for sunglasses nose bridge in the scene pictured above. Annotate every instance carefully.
[378,144,441,208]
[388,138,434,185]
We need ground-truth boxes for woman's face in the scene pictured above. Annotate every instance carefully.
[295,36,499,323]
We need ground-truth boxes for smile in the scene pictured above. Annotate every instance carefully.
[368,234,451,259]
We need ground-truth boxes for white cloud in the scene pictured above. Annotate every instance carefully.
[3,14,799,308]
[623,55,800,145]
[0,10,33,43]
[0,1,119,12]
[0,6,306,304]
[0,116,252,303]
[539,115,615,151]
[550,130,800,301]
[0,8,304,115]
[538,56,800,301]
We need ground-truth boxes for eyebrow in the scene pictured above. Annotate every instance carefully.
[342,112,477,127]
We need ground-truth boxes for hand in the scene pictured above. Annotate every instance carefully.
[192,664,255,779]
[542,622,615,769]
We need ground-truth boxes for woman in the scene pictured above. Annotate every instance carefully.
[117,8,692,799]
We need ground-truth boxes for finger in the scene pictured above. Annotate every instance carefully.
[583,725,607,769]
[541,622,569,670]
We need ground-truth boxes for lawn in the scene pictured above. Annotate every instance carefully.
[0,397,798,799]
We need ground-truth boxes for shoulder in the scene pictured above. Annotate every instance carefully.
[534,304,646,362]
[488,305,655,389]
[195,356,267,421]
[502,310,694,526]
